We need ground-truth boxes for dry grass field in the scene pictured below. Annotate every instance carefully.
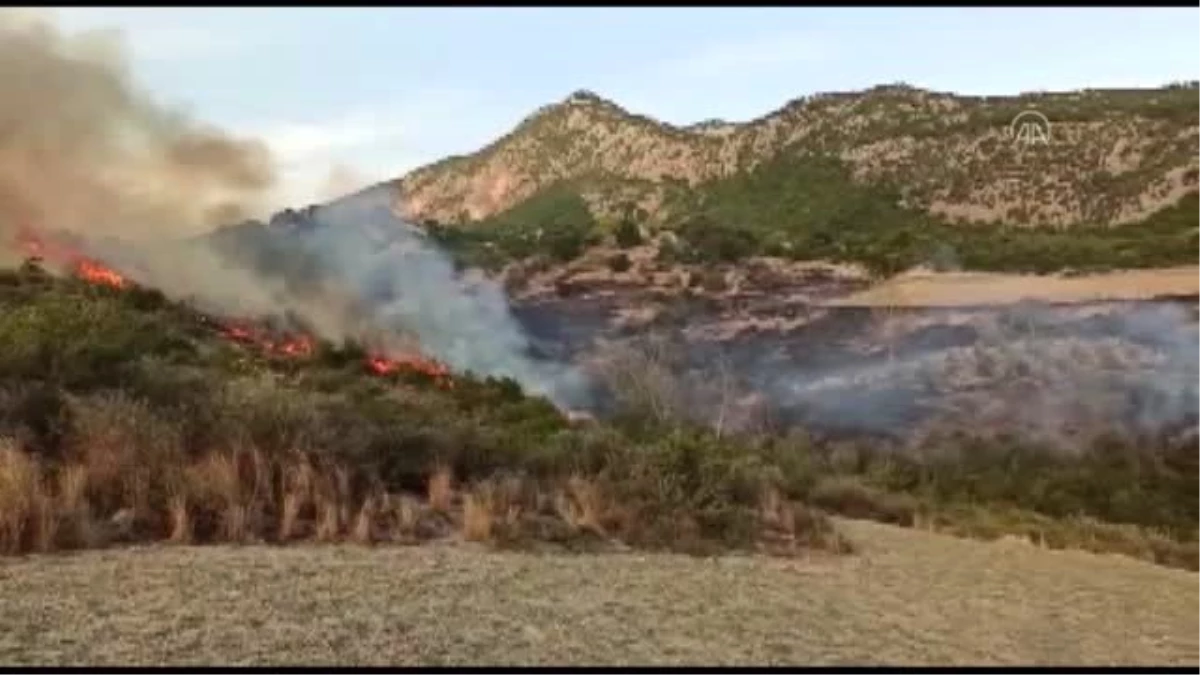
[1,518,1195,667]
[829,265,1200,308]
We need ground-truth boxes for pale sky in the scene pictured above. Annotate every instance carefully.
[45,7,1200,209]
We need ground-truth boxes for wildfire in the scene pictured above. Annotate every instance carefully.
[219,318,450,387]
[75,259,127,288]
[216,317,449,387]
[13,225,127,289]
[220,322,255,342]
[12,224,452,389]
[218,320,315,359]
[273,335,315,358]
[367,353,453,388]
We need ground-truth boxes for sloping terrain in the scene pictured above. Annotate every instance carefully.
[197,195,1200,525]
[1,519,1195,667]
[395,85,1199,229]
[394,92,1199,279]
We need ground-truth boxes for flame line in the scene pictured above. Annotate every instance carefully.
[12,225,452,388]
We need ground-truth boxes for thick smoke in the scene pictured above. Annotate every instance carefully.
[0,13,275,245]
[262,187,593,409]
[0,13,323,322]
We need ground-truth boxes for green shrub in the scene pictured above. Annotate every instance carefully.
[614,219,644,249]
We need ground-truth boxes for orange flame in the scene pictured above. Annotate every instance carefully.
[14,224,451,389]
[366,356,396,375]
[218,321,313,358]
[13,225,126,289]
[367,353,452,388]
[74,259,127,288]
[220,321,256,343]
[271,335,315,358]
[216,319,447,387]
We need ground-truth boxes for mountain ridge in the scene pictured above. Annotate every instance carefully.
[389,82,1200,230]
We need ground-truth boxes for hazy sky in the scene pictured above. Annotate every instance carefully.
[44,7,1200,208]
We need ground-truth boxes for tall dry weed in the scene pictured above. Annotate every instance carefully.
[554,475,608,535]
[462,476,527,542]
[279,453,316,541]
[67,393,185,522]
[0,440,43,554]
[427,465,454,514]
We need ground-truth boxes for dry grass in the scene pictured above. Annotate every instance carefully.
[809,476,918,527]
[926,506,1200,572]
[554,475,609,536]
[0,441,99,554]
[0,435,843,558]
[461,491,493,542]
[461,476,527,543]
[0,437,372,552]
[0,518,1194,666]
[426,465,455,514]
[830,266,1200,308]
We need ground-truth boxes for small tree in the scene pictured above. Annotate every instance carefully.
[614,219,644,249]
[544,220,589,262]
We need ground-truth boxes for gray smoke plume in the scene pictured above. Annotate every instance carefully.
[260,187,593,409]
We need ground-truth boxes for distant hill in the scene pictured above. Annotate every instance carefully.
[383,83,1198,276]
[393,84,1198,227]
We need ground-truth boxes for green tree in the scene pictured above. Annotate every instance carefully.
[614,218,644,249]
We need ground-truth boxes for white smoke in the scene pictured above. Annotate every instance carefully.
[262,187,592,409]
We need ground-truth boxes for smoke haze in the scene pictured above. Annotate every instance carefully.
[0,12,274,248]
[256,188,593,409]
[729,300,1199,448]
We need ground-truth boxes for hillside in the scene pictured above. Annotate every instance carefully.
[0,262,1196,571]
[390,84,1199,277]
